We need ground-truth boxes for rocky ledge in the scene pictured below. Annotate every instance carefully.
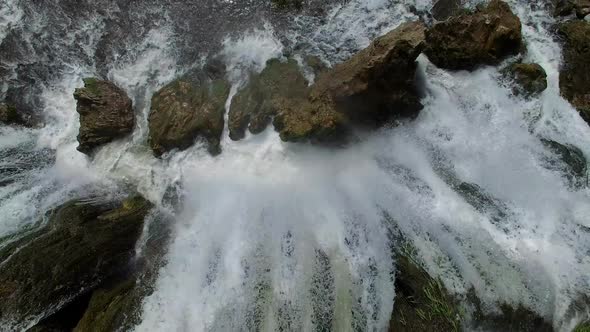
[73,78,135,155]
[0,195,153,329]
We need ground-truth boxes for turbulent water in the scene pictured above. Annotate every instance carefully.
[1,0,589,331]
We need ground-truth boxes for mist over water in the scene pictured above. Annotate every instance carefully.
[1,0,589,331]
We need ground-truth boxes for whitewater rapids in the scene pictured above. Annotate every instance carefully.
[0,0,589,331]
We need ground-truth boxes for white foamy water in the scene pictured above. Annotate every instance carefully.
[1,0,589,331]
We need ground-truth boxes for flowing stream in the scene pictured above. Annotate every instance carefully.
[1,0,589,331]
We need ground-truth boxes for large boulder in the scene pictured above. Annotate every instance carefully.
[275,21,427,142]
[228,58,309,140]
[424,0,523,70]
[558,21,590,124]
[148,71,230,157]
[504,63,548,96]
[0,195,153,329]
[73,78,135,154]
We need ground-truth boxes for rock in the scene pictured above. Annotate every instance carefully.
[541,139,587,187]
[558,21,590,124]
[505,63,548,96]
[228,58,309,141]
[470,301,554,332]
[574,321,590,331]
[304,55,328,76]
[554,0,590,18]
[271,0,303,10]
[431,0,463,21]
[389,248,461,331]
[0,102,36,127]
[275,21,426,143]
[0,195,153,329]
[148,73,230,157]
[73,78,134,154]
[424,0,523,70]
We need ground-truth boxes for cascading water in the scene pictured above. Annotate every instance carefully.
[1,0,589,331]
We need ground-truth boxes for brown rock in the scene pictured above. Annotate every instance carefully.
[73,78,134,154]
[228,58,309,141]
[425,0,523,70]
[505,63,548,96]
[559,21,590,124]
[148,75,230,157]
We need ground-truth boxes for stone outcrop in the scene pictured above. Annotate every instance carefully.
[228,58,309,140]
[275,21,427,143]
[558,21,590,124]
[0,195,152,329]
[542,139,587,188]
[425,0,523,70]
[505,63,548,96]
[73,78,135,154]
[148,69,230,157]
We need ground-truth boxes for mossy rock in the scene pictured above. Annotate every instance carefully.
[271,0,304,9]
[505,63,548,96]
[0,102,36,127]
[575,321,590,332]
[389,250,461,332]
[0,195,153,329]
[148,73,230,157]
[228,58,309,140]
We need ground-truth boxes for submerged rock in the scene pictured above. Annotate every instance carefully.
[558,21,590,124]
[275,21,426,143]
[73,78,135,154]
[228,58,309,140]
[148,71,230,157]
[425,0,523,70]
[505,63,548,96]
[541,139,587,187]
[0,195,153,328]
[431,0,464,21]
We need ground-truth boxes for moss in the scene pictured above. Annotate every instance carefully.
[574,322,590,332]
[389,244,461,332]
[271,0,303,10]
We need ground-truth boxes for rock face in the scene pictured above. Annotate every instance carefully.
[73,78,135,154]
[148,72,230,157]
[275,21,427,142]
[505,63,548,96]
[542,139,587,188]
[0,196,152,329]
[228,58,309,140]
[558,21,590,124]
[425,0,523,70]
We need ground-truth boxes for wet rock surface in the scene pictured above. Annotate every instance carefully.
[555,0,590,18]
[0,195,153,329]
[558,21,590,124]
[425,0,523,70]
[541,139,587,187]
[505,63,548,96]
[148,68,230,157]
[73,78,135,155]
[228,58,309,140]
[431,0,464,21]
[275,21,426,143]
